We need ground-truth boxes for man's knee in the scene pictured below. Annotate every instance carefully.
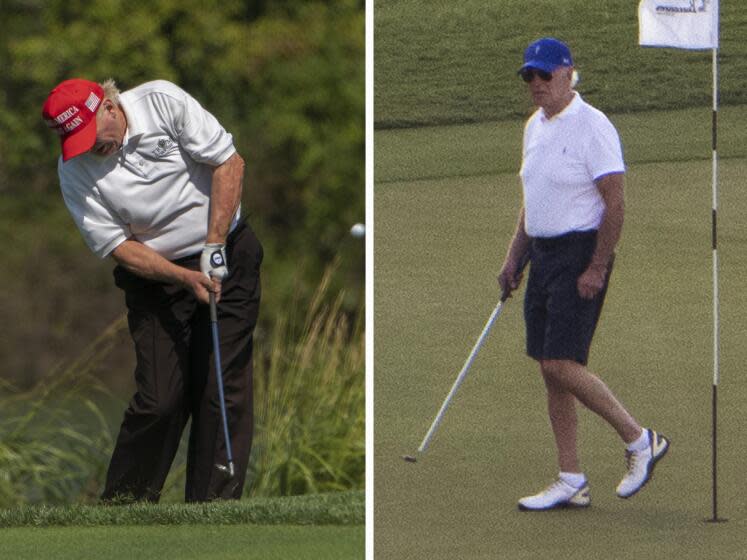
[129,391,184,423]
[540,359,581,388]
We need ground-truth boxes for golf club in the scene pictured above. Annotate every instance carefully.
[210,291,235,478]
[403,252,529,463]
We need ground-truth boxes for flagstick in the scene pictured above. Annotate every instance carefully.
[708,45,727,525]
[639,0,724,524]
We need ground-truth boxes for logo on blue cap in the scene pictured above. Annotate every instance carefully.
[519,37,573,74]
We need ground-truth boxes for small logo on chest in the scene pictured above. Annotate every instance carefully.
[152,137,175,158]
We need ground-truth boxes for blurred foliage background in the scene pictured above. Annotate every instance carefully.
[0,0,365,391]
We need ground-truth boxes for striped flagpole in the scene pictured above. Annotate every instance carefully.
[639,0,723,523]
[709,44,726,524]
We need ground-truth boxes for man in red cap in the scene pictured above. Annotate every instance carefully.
[43,78,263,503]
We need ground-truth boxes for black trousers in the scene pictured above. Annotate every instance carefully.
[102,222,262,503]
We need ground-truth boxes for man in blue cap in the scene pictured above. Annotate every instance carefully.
[498,38,670,511]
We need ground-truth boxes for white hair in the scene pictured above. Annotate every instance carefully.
[99,78,121,104]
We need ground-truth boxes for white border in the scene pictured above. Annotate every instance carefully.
[364,0,374,558]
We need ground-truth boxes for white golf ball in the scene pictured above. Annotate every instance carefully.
[350,223,366,238]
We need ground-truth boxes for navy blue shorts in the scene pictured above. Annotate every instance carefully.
[524,230,612,366]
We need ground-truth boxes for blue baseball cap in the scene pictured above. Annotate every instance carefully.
[519,37,573,74]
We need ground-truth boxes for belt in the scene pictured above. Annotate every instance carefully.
[532,230,597,250]
[172,220,247,266]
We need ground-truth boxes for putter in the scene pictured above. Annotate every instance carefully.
[403,252,529,463]
[209,291,235,478]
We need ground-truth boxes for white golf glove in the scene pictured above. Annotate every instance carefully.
[200,243,228,280]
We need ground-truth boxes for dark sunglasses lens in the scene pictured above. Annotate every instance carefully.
[520,69,553,82]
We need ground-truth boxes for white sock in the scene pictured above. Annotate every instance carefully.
[559,471,586,488]
[627,428,650,452]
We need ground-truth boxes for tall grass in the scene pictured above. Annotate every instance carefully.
[0,319,120,507]
[249,260,365,497]
[0,263,364,506]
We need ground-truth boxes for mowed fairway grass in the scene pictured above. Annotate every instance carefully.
[0,492,364,559]
[374,107,747,559]
[1,525,362,560]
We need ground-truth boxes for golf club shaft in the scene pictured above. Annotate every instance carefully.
[210,292,235,476]
[416,251,529,455]
[417,300,506,453]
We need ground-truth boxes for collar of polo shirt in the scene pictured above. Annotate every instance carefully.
[118,97,145,147]
[540,91,582,122]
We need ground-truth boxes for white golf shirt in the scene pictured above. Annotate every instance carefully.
[519,92,625,238]
[58,80,240,260]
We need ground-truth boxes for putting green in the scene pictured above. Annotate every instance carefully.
[374,109,747,559]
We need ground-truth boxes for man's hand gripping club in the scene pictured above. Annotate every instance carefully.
[200,243,228,302]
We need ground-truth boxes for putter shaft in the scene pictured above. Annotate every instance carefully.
[413,252,529,457]
[417,300,506,453]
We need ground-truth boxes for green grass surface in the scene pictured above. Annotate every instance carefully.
[0,525,363,560]
[373,108,747,558]
[375,105,747,185]
[375,0,747,128]
[0,491,364,559]
[0,490,363,527]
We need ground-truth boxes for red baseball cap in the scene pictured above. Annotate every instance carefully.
[42,79,104,161]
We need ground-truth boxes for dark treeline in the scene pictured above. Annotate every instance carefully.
[0,0,364,387]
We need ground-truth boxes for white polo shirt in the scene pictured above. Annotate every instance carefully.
[58,80,240,260]
[519,92,625,238]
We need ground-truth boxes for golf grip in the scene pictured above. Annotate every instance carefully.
[416,251,530,454]
[209,292,235,474]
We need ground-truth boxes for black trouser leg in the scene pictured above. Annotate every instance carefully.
[101,286,196,503]
[185,224,262,501]
[184,306,257,501]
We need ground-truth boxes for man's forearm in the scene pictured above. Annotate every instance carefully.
[508,207,531,262]
[592,208,623,269]
[591,173,625,269]
[207,152,244,244]
[112,239,190,285]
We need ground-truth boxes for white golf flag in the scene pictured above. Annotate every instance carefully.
[639,0,719,49]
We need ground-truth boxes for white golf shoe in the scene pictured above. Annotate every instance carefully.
[518,479,591,511]
[616,429,670,498]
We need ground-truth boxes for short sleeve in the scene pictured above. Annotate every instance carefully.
[59,160,130,258]
[168,87,236,166]
[586,114,625,181]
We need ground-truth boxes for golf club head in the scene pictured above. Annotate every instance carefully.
[402,454,417,463]
[216,462,235,478]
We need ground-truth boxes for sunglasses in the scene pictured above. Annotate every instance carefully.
[519,69,553,83]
